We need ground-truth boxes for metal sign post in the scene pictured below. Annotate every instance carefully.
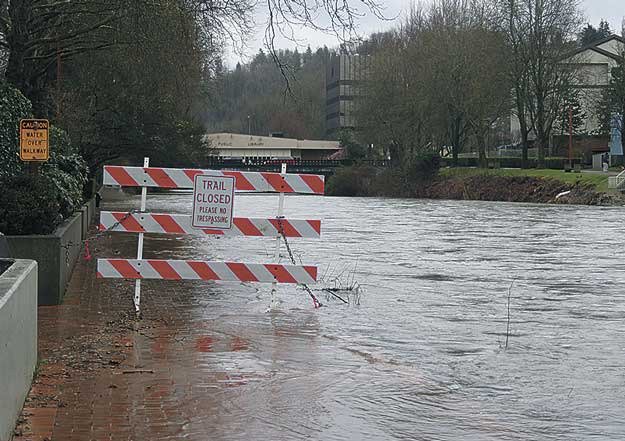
[134,157,149,315]
[270,163,287,310]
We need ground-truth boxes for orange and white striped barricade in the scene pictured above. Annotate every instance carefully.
[97,260,317,284]
[103,165,325,194]
[98,159,324,314]
[99,212,321,238]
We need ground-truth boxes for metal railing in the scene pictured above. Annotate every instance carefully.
[205,158,392,169]
[608,169,625,190]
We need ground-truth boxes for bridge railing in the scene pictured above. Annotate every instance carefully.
[608,169,625,190]
[206,158,391,169]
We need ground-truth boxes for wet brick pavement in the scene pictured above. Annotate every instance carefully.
[12,228,305,441]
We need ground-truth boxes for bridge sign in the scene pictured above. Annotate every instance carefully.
[19,119,49,161]
[192,175,235,229]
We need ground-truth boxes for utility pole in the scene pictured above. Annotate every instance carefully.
[568,106,573,169]
[247,115,251,135]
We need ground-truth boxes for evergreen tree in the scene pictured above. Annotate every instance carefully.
[558,89,586,136]
[303,46,313,65]
[203,45,333,139]
[578,20,612,46]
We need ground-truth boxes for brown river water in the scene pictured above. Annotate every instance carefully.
[104,193,625,440]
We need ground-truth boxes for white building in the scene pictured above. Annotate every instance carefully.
[205,133,341,160]
[510,35,624,144]
[564,35,624,134]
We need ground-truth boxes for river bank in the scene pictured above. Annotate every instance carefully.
[421,174,623,205]
[327,166,625,206]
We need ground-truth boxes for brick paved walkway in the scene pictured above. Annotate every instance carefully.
[13,229,330,441]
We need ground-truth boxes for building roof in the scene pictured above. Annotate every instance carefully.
[563,35,625,62]
[205,133,340,151]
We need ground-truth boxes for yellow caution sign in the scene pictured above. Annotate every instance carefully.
[20,119,49,161]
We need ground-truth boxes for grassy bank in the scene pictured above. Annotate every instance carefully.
[327,165,623,205]
[440,168,610,192]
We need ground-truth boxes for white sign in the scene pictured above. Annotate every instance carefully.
[192,175,235,229]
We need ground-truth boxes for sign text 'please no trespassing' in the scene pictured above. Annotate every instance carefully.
[192,175,235,229]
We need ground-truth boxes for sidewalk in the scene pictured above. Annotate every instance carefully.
[580,169,620,176]
[12,229,262,441]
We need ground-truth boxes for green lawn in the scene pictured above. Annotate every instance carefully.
[440,167,610,192]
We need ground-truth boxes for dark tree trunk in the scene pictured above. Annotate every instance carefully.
[451,115,462,167]
[5,2,62,117]
[5,2,30,96]
[477,133,487,168]
[5,12,52,116]
[535,117,547,169]
[518,112,530,168]
[521,130,530,167]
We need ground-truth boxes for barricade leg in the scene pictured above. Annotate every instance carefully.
[269,162,287,311]
[134,157,149,316]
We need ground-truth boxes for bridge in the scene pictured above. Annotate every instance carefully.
[205,158,391,176]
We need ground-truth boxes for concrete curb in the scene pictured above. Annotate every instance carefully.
[0,259,37,441]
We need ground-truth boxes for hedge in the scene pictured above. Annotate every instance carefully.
[0,175,62,235]
[327,152,441,197]
[0,82,89,235]
[440,157,583,169]
[0,82,32,179]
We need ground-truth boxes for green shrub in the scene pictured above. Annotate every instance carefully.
[43,153,89,219]
[403,152,441,183]
[0,156,88,235]
[327,153,441,197]
[327,165,377,196]
[0,82,33,179]
[50,126,76,156]
[338,129,368,160]
[0,175,61,235]
[0,86,89,234]
[367,168,402,196]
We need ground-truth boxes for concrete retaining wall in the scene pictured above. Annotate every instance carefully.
[6,213,83,305]
[79,197,97,240]
[0,259,37,441]
[86,197,96,223]
[79,206,89,240]
[4,197,97,305]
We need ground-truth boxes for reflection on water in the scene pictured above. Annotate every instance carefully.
[104,194,625,440]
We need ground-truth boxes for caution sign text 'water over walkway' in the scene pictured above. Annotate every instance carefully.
[19,119,49,161]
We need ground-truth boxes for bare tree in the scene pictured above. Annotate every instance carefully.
[1,0,124,113]
[1,0,388,113]
[498,0,533,166]
[497,0,582,167]
[357,0,511,167]
[465,27,512,167]
[0,0,256,115]
[263,0,387,51]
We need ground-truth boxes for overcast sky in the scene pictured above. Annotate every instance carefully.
[225,0,624,67]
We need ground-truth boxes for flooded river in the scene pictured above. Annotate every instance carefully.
[105,194,625,440]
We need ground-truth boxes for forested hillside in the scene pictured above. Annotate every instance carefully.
[204,47,335,140]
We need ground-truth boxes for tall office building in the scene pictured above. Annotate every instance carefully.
[325,54,370,136]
